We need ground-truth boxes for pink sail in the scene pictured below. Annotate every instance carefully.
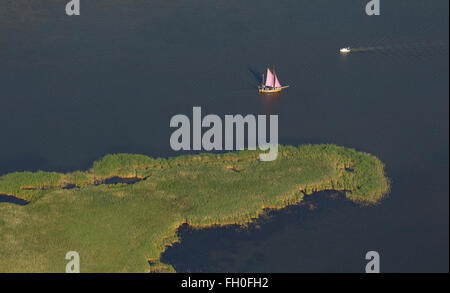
[265,68,274,87]
[274,74,282,88]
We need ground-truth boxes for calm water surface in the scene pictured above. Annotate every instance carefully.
[0,0,448,272]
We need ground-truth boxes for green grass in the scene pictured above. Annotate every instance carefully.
[0,144,390,272]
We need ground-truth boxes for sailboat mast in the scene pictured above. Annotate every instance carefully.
[262,73,265,86]
[273,67,276,88]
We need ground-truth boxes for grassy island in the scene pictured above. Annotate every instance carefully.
[0,144,390,272]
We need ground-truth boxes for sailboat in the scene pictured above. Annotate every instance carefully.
[258,68,289,93]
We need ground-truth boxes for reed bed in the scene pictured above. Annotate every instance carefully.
[0,144,389,272]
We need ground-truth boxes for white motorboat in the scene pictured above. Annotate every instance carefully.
[340,47,351,53]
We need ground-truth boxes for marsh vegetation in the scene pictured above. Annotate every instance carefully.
[0,144,389,272]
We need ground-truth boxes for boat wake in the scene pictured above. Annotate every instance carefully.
[347,41,449,58]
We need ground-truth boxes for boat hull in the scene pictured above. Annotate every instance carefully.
[258,87,282,93]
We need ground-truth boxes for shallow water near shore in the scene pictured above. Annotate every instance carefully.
[0,195,29,206]
[162,191,361,272]
[0,0,448,272]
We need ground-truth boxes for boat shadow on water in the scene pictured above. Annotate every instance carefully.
[248,67,263,86]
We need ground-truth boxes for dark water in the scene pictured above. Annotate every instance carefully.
[0,0,448,272]
[0,195,29,206]
[162,191,361,272]
[96,176,142,185]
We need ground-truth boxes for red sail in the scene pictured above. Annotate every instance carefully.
[274,74,282,88]
[265,68,274,87]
